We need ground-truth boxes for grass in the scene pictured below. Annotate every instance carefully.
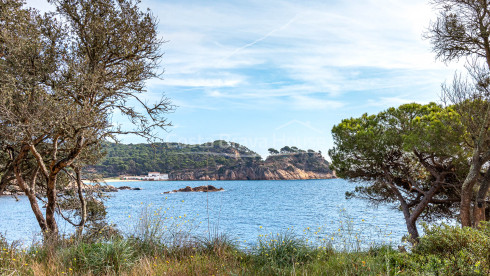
[2,206,490,275]
[1,223,489,275]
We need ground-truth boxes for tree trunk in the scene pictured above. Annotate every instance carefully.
[406,218,419,242]
[461,154,482,227]
[473,200,486,227]
[14,165,48,232]
[387,179,420,243]
[45,175,59,235]
[75,168,87,237]
[474,169,490,227]
[399,202,420,242]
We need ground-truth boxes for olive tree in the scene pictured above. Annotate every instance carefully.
[0,0,172,238]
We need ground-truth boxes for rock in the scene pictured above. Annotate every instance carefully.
[101,185,118,192]
[117,186,142,190]
[118,186,133,190]
[163,185,224,194]
[83,184,118,192]
[167,151,336,181]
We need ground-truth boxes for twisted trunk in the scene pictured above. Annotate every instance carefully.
[12,147,48,232]
[474,169,490,226]
[460,151,482,227]
[45,175,59,235]
[75,167,87,236]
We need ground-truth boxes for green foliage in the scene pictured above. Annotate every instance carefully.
[62,238,135,274]
[411,223,490,275]
[3,222,490,275]
[329,102,466,235]
[92,141,332,178]
[198,234,238,257]
[268,148,279,155]
[254,231,320,269]
[93,141,261,177]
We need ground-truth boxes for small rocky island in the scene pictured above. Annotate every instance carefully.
[163,185,224,194]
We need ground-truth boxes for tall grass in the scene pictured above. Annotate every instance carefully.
[1,207,489,275]
[127,202,197,256]
[60,238,135,274]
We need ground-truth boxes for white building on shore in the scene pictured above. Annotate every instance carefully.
[120,172,169,181]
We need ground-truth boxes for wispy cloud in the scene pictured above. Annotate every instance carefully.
[24,0,463,156]
[290,95,344,110]
[151,77,244,88]
[137,0,458,106]
[218,14,301,65]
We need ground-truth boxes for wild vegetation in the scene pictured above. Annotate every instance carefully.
[92,141,331,180]
[0,0,172,239]
[1,217,489,275]
[1,0,490,275]
[329,0,490,242]
[92,140,261,177]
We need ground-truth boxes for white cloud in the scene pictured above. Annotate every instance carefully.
[290,95,345,110]
[366,95,434,108]
[135,0,459,104]
[26,0,461,111]
[152,77,243,88]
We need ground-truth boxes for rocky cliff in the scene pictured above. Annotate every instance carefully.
[169,151,336,181]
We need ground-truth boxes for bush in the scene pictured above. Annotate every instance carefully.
[411,222,490,275]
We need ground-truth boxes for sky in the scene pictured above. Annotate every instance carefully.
[27,0,461,158]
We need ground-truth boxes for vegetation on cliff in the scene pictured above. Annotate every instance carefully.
[93,140,260,176]
[92,141,334,180]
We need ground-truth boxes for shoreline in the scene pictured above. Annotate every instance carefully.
[82,178,140,184]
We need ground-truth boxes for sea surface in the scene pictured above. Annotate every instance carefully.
[0,179,409,248]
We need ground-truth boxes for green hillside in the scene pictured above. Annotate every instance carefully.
[93,140,261,177]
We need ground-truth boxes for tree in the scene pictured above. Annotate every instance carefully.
[268,148,279,155]
[0,0,172,238]
[329,103,466,241]
[427,0,490,227]
[280,146,292,154]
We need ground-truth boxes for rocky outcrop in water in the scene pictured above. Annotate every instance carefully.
[118,186,142,190]
[163,185,224,194]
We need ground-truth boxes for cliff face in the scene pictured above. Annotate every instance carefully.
[169,152,336,181]
[93,141,336,181]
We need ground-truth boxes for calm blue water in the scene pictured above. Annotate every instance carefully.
[0,179,409,248]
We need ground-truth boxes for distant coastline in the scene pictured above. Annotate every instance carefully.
[91,141,335,182]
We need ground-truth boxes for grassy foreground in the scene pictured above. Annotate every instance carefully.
[1,222,490,276]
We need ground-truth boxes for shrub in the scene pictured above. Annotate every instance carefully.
[411,222,490,275]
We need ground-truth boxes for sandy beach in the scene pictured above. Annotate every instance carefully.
[82,178,140,184]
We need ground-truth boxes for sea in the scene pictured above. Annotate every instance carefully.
[0,179,410,249]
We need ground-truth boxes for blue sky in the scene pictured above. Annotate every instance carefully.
[28,0,461,158]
